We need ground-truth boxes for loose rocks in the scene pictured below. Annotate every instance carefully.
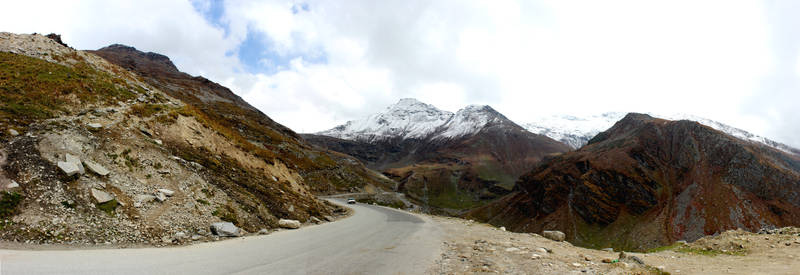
[543,230,566,242]
[57,161,81,176]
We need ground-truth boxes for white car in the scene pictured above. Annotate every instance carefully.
[347,198,356,204]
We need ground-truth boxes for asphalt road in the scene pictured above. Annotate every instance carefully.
[0,200,442,275]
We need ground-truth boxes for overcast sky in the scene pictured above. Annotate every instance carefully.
[2,1,799,147]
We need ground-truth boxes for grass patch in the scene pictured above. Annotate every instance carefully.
[212,205,239,225]
[130,103,167,118]
[97,199,118,216]
[0,192,24,219]
[196,198,210,205]
[675,246,746,256]
[0,51,137,128]
[646,242,683,253]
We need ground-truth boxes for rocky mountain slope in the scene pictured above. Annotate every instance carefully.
[0,32,390,246]
[306,99,570,212]
[468,113,800,251]
[524,112,800,155]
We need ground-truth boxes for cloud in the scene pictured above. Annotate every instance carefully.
[0,0,798,148]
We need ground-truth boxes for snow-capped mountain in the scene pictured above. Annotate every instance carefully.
[524,112,800,155]
[318,98,510,142]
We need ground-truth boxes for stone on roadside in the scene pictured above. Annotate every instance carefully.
[57,161,80,176]
[310,216,322,224]
[154,139,163,145]
[278,219,301,229]
[87,123,103,130]
[65,154,85,174]
[542,230,566,242]
[175,232,186,239]
[90,188,115,204]
[602,248,614,252]
[535,247,549,254]
[499,226,506,231]
[258,228,269,235]
[505,247,520,252]
[531,253,542,259]
[158,189,175,196]
[210,222,240,237]
[8,129,19,136]
[84,160,110,176]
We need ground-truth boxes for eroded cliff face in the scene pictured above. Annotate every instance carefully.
[468,113,800,251]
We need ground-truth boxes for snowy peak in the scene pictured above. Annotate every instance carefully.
[318,99,512,142]
[436,105,510,139]
[318,98,453,142]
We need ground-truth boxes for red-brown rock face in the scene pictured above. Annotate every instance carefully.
[468,113,800,251]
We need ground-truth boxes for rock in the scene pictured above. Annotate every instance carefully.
[57,161,80,176]
[505,247,520,252]
[158,189,175,196]
[161,236,173,244]
[535,247,549,253]
[571,263,582,267]
[133,202,143,208]
[65,154,85,174]
[191,235,203,241]
[531,253,542,259]
[154,139,163,145]
[602,258,614,263]
[175,232,186,239]
[6,180,19,189]
[155,192,167,202]
[258,228,269,235]
[84,160,110,176]
[278,219,301,229]
[8,129,19,136]
[323,215,335,222]
[630,256,645,265]
[499,226,506,231]
[310,216,322,224]
[210,222,240,237]
[542,230,566,242]
[86,123,103,129]
[676,240,688,245]
[135,194,156,203]
[90,189,114,204]
[602,248,614,252]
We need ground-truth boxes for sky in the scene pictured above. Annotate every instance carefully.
[1,0,799,147]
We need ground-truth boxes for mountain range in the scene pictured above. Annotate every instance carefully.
[304,98,570,212]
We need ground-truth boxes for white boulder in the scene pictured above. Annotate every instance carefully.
[57,161,80,176]
[6,181,19,189]
[157,189,175,196]
[91,188,115,204]
[210,222,240,237]
[86,123,103,129]
[154,192,167,202]
[278,219,301,229]
[84,160,110,176]
[8,129,19,136]
[65,154,85,174]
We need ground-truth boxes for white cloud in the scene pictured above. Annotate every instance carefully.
[1,0,798,147]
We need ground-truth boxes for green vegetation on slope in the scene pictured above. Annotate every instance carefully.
[0,52,136,128]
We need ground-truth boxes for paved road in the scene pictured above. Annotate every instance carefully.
[0,200,442,275]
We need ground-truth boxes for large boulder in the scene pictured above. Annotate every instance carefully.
[542,230,566,242]
[91,188,115,204]
[57,161,80,176]
[279,219,301,229]
[210,222,240,237]
[84,160,110,176]
[65,154,85,174]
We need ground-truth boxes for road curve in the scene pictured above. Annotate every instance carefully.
[0,200,442,275]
